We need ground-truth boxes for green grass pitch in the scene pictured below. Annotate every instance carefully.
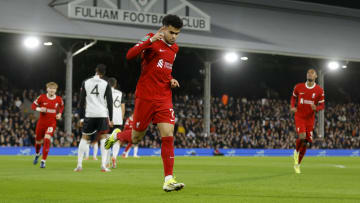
[0,156,359,203]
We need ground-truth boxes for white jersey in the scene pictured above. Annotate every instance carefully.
[79,75,113,120]
[112,88,125,125]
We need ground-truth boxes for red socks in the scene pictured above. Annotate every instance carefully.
[35,143,41,154]
[42,138,51,160]
[161,136,174,177]
[299,145,307,164]
[117,130,133,143]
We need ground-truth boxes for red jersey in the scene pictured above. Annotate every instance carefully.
[31,94,64,125]
[126,33,178,102]
[291,82,325,121]
[123,116,134,131]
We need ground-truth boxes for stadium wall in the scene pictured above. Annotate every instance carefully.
[1,147,359,157]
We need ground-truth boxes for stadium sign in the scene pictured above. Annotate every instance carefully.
[55,0,211,31]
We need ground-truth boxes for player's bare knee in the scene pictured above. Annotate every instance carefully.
[44,134,51,139]
[35,140,43,144]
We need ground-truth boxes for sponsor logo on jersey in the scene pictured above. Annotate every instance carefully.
[164,62,173,70]
[303,100,314,105]
[47,109,57,113]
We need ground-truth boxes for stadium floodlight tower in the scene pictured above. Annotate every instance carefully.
[23,36,97,136]
[203,51,241,137]
[317,61,341,138]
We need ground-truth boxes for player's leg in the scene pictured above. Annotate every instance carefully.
[40,126,55,168]
[133,144,139,158]
[106,98,152,149]
[98,118,111,172]
[294,118,307,173]
[33,125,44,165]
[157,122,185,192]
[84,143,90,160]
[299,127,313,165]
[122,143,132,158]
[93,142,98,160]
[99,134,110,172]
[75,118,95,171]
[74,134,91,171]
[111,141,120,168]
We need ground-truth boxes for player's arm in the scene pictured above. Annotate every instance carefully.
[56,97,65,120]
[121,93,125,122]
[31,95,46,112]
[105,83,113,122]
[79,81,86,122]
[290,85,298,113]
[126,33,154,60]
[314,89,325,111]
[126,27,166,60]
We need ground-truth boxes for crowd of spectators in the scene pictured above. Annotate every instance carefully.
[0,87,359,149]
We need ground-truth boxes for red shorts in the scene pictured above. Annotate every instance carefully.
[133,98,175,131]
[35,123,56,141]
[295,117,314,143]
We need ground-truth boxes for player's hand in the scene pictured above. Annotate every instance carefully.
[40,107,47,112]
[56,113,62,120]
[109,121,114,128]
[290,107,297,113]
[170,79,180,88]
[150,27,165,43]
[311,104,317,111]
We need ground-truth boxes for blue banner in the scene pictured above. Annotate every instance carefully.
[0,147,359,157]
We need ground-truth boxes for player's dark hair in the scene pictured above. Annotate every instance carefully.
[95,64,106,76]
[162,14,183,29]
[108,77,117,88]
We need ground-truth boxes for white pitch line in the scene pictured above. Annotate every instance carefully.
[334,165,346,168]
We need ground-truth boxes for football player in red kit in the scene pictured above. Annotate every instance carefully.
[31,82,64,168]
[106,14,184,192]
[290,69,325,173]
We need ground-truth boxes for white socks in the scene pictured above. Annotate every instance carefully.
[112,141,120,159]
[165,175,173,182]
[133,145,138,157]
[100,138,108,168]
[85,143,90,159]
[93,142,98,159]
[77,138,89,168]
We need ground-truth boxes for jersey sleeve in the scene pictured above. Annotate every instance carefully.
[290,85,298,108]
[126,33,154,60]
[31,95,42,110]
[316,88,325,111]
[58,97,65,114]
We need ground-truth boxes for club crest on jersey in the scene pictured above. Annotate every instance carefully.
[312,93,316,98]
[141,35,150,42]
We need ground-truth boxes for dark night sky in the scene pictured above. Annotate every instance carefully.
[1,32,360,102]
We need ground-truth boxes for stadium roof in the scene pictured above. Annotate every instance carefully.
[1,0,360,61]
